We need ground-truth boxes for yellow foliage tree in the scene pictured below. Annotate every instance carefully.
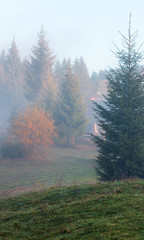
[10,105,58,146]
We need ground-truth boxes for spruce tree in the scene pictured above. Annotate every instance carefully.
[53,58,68,91]
[0,50,6,84]
[54,60,87,145]
[5,40,24,105]
[0,43,24,128]
[92,17,144,181]
[53,59,62,88]
[73,57,90,100]
[24,28,57,114]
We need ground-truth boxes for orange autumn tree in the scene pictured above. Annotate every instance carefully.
[10,105,58,146]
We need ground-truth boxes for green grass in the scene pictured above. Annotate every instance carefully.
[0,145,96,195]
[1,179,144,239]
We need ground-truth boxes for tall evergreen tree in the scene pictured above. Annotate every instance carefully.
[73,57,90,99]
[92,17,144,181]
[5,40,24,105]
[54,60,87,145]
[0,50,6,83]
[53,59,62,89]
[73,57,91,131]
[53,58,68,92]
[24,28,57,113]
[0,43,24,128]
[0,50,12,129]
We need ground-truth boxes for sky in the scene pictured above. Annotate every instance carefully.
[1,0,144,74]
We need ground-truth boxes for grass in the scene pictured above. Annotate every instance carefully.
[0,144,96,195]
[1,178,144,239]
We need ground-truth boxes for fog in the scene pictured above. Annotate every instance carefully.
[0,30,107,196]
[1,0,144,195]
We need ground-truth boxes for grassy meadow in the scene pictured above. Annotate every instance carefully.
[1,179,144,239]
[1,141,144,239]
[0,143,97,197]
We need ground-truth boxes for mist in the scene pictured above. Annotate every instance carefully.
[0,30,107,197]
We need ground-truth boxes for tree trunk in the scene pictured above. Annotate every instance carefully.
[71,136,74,145]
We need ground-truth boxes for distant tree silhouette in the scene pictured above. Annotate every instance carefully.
[54,60,87,145]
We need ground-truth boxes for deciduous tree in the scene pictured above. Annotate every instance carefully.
[10,105,58,146]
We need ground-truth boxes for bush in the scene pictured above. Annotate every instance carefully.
[10,105,58,146]
[0,142,27,159]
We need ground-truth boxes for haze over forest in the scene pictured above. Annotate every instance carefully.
[0,0,144,161]
[0,29,107,134]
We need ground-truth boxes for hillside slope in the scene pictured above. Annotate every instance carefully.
[0,179,144,239]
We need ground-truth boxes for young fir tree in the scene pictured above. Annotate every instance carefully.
[92,17,144,181]
[24,28,57,114]
[54,60,87,145]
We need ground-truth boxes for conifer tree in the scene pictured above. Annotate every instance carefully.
[0,50,6,84]
[5,40,24,105]
[24,28,57,114]
[54,60,87,145]
[73,57,90,100]
[53,58,68,91]
[53,59,63,88]
[0,43,24,128]
[92,16,144,181]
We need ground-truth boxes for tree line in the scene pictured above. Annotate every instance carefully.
[0,28,106,146]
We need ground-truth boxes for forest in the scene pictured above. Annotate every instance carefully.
[0,29,106,146]
[1,20,144,183]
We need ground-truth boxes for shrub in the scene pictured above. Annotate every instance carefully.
[10,105,58,146]
[0,142,27,159]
